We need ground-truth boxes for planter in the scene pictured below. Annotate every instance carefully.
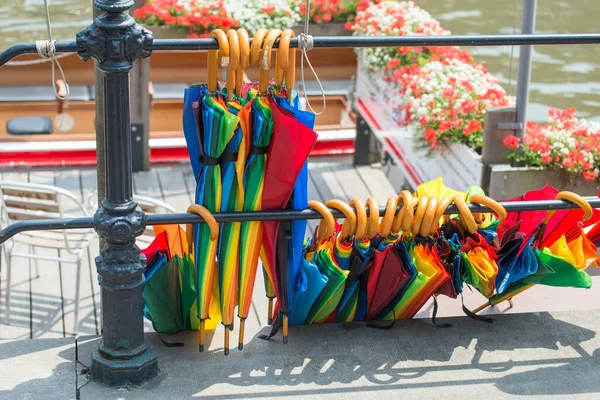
[354,60,483,190]
[146,25,185,39]
[291,22,351,37]
[487,165,599,200]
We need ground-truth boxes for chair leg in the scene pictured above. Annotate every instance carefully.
[87,248,99,335]
[4,253,11,325]
[31,247,40,279]
[73,258,82,336]
[57,250,66,338]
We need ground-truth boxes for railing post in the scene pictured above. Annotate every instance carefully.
[76,0,157,386]
[514,0,537,150]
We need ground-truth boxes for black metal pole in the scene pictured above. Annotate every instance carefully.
[75,0,156,386]
[2,198,600,245]
[3,33,600,66]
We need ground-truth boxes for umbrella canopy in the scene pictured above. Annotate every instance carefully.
[289,201,335,325]
[259,97,318,329]
[237,96,274,349]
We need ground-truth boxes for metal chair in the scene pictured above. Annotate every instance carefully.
[87,191,176,246]
[0,181,96,335]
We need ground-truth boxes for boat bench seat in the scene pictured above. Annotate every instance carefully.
[90,80,353,101]
[0,85,92,102]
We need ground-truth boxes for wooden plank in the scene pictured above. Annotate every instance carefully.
[133,169,163,199]
[155,165,191,213]
[329,159,372,201]
[308,158,349,202]
[181,163,196,204]
[354,164,397,205]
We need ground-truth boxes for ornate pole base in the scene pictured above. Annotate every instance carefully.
[91,342,157,386]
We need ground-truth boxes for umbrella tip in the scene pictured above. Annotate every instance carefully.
[199,344,205,352]
[224,348,230,356]
[238,343,244,351]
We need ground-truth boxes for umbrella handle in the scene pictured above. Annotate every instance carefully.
[411,195,430,237]
[325,199,357,240]
[276,30,293,87]
[350,198,367,239]
[391,190,413,235]
[453,196,478,234]
[226,30,240,100]
[259,29,283,94]
[236,29,250,97]
[419,196,439,237]
[546,192,594,223]
[428,196,453,236]
[208,29,230,94]
[308,200,335,240]
[469,194,507,222]
[379,197,398,239]
[366,197,380,240]
[186,205,220,254]
[250,29,269,66]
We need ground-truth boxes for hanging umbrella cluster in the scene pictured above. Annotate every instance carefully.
[266,177,600,342]
[180,27,318,354]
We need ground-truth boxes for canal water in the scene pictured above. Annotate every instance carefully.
[2,0,599,121]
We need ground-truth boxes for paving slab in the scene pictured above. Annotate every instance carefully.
[2,308,600,400]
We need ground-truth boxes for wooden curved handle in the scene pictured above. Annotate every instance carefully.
[419,196,439,237]
[391,190,413,234]
[236,29,250,96]
[453,196,478,234]
[226,29,240,100]
[411,195,429,236]
[350,198,367,240]
[208,29,229,93]
[55,79,67,114]
[379,197,398,239]
[469,194,507,221]
[186,204,220,254]
[325,199,357,240]
[555,191,593,221]
[259,29,283,94]
[429,196,452,235]
[250,29,269,66]
[308,200,335,241]
[276,29,294,87]
[366,197,380,239]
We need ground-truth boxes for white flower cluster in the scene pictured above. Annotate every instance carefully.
[403,59,507,121]
[224,0,301,34]
[351,1,449,70]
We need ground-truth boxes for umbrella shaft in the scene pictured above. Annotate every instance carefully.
[238,319,246,351]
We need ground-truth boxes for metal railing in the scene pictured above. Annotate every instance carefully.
[1,0,599,388]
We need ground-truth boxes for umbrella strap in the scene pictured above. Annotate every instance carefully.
[157,333,185,348]
[259,311,284,340]
[250,145,268,155]
[461,295,495,324]
[221,151,238,162]
[367,309,395,330]
[431,296,453,328]
[198,155,220,166]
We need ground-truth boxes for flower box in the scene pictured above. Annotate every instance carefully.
[291,22,351,37]
[487,165,599,200]
[146,25,185,39]
[355,60,483,191]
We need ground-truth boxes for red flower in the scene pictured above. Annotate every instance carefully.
[503,135,521,150]
[584,171,597,181]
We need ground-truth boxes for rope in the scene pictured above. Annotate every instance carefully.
[507,0,520,93]
[16,0,71,100]
[5,52,71,66]
[299,0,325,115]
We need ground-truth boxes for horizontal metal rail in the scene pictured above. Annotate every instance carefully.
[2,33,600,67]
[1,198,599,244]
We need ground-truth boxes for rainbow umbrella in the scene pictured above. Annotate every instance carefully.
[258,96,317,340]
[183,84,239,350]
[216,93,252,354]
[237,96,273,350]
